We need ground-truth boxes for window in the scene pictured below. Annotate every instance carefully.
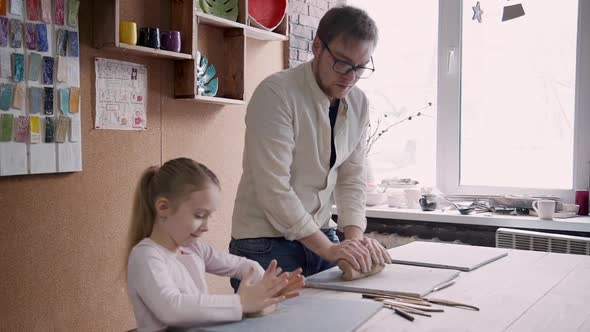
[437,0,590,201]
[348,1,439,187]
[345,1,588,201]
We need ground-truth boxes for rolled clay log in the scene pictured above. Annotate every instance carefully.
[338,260,385,281]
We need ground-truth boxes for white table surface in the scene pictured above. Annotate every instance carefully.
[303,244,590,331]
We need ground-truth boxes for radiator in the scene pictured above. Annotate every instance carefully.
[496,228,590,255]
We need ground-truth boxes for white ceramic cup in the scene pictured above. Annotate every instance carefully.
[532,200,556,220]
[404,188,421,209]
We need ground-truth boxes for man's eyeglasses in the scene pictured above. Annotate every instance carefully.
[320,40,375,79]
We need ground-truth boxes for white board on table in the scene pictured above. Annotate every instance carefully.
[391,241,509,271]
[174,296,382,332]
[305,263,459,298]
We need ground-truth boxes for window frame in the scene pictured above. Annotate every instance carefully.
[436,0,590,202]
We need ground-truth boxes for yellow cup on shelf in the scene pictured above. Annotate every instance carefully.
[119,21,138,45]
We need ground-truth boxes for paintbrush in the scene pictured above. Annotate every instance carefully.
[383,299,444,312]
[379,296,431,307]
[391,307,415,322]
[383,303,432,317]
[362,293,430,305]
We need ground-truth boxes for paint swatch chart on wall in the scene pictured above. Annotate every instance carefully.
[0,0,81,176]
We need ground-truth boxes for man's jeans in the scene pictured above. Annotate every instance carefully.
[229,228,340,292]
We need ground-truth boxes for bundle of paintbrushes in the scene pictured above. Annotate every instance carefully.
[362,292,479,322]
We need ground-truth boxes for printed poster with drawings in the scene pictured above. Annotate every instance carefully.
[94,58,147,130]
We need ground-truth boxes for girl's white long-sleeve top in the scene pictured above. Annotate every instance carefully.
[127,238,265,332]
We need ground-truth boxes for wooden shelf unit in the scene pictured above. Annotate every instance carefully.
[179,95,246,106]
[111,43,193,60]
[93,0,193,60]
[244,24,288,42]
[95,0,289,105]
[194,11,288,41]
[172,0,247,103]
[173,26,246,103]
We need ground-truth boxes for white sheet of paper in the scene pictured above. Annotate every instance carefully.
[57,141,82,172]
[0,142,28,176]
[94,58,147,130]
[69,116,80,142]
[29,142,57,174]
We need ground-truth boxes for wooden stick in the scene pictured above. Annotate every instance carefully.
[393,294,429,302]
[369,296,434,315]
[389,297,432,306]
[392,307,415,322]
[373,297,433,310]
[366,292,427,301]
[383,300,432,313]
[384,300,444,313]
[362,293,430,305]
[362,293,432,308]
[384,303,432,317]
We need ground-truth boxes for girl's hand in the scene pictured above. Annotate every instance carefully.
[245,267,305,317]
[238,260,292,314]
[276,267,304,299]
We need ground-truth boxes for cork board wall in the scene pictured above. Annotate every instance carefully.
[0,0,285,330]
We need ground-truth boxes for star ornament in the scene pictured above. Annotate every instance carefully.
[472,1,484,23]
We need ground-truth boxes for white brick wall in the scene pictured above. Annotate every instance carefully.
[288,0,346,68]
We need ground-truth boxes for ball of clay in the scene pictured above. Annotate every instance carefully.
[338,260,385,281]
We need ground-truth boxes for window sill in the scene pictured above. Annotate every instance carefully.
[332,205,590,233]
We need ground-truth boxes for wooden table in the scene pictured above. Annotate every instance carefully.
[303,248,590,331]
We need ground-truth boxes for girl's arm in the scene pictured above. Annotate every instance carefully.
[190,241,265,281]
[128,248,243,327]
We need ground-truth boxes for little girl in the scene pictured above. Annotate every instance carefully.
[127,158,304,332]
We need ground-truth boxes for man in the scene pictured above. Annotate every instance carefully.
[230,5,391,289]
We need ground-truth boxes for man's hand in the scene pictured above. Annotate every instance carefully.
[359,237,392,266]
[318,240,373,273]
[343,225,392,266]
[300,228,392,273]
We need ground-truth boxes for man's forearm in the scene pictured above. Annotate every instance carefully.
[343,225,364,240]
[299,230,334,258]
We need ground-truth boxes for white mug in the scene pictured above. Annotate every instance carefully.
[532,200,556,220]
[404,188,421,209]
